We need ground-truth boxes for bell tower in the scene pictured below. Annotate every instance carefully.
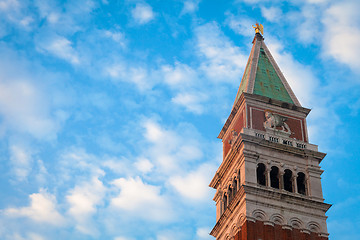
[209,26,331,240]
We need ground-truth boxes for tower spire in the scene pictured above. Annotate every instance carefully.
[233,24,301,109]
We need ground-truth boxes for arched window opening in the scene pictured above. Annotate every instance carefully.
[270,166,280,189]
[233,179,238,197]
[257,163,266,186]
[228,187,233,203]
[223,194,228,212]
[283,169,293,192]
[297,172,306,195]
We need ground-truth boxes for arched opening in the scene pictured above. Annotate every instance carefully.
[270,166,280,189]
[297,172,306,195]
[283,169,293,192]
[228,187,232,203]
[257,163,266,186]
[223,194,228,212]
[233,178,238,197]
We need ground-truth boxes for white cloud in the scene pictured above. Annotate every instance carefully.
[134,157,154,173]
[3,232,46,240]
[240,0,273,4]
[67,178,106,218]
[225,14,254,37]
[34,1,74,32]
[59,148,105,182]
[156,230,188,240]
[105,63,125,77]
[35,159,48,185]
[111,176,172,221]
[293,5,320,44]
[0,79,61,139]
[196,227,212,239]
[161,63,197,88]
[131,3,155,25]
[142,120,203,173]
[19,16,34,27]
[37,34,79,64]
[66,177,106,236]
[260,6,282,23]
[105,63,153,91]
[161,63,209,114]
[9,144,33,181]
[194,22,247,83]
[34,0,97,34]
[4,190,65,226]
[322,0,360,72]
[114,237,132,240]
[25,233,46,240]
[102,157,131,174]
[0,0,19,11]
[104,30,126,47]
[0,0,35,32]
[172,92,207,114]
[144,120,171,143]
[307,0,328,3]
[169,163,215,201]
[181,0,200,15]
[143,120,179,172]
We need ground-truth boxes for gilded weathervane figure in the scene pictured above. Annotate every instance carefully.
[252,22,264,35]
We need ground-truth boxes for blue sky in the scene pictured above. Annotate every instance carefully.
[0,0,359,239]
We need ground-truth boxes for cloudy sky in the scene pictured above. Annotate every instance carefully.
[0,0,359,239]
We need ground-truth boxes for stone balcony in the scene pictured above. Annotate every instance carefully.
[241,128,318,152]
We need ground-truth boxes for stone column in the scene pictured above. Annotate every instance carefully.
[279,171,284,190]
[265,169,271,187]
[220,197,224,215]
[305,176,310,196]
[292,175,298,193]
[237,171,241,190]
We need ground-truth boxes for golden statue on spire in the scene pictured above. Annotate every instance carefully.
[252,22,264,35]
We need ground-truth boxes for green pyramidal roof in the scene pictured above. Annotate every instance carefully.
[253,48,294,104]
[237,58,251,96]
[232,34,300,108]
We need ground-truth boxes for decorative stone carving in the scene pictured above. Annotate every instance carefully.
[289,217,303,229]
[228,130,238,146]
[264,111,291,137]
[307,221,321,233]
[252,209,267,221]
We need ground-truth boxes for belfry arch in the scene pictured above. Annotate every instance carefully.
[256,163,266,186]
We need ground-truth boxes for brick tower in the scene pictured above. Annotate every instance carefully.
[209,27,331,240]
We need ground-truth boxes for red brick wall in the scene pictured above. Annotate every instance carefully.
[232,220,327,240]
[223,110,245,159]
